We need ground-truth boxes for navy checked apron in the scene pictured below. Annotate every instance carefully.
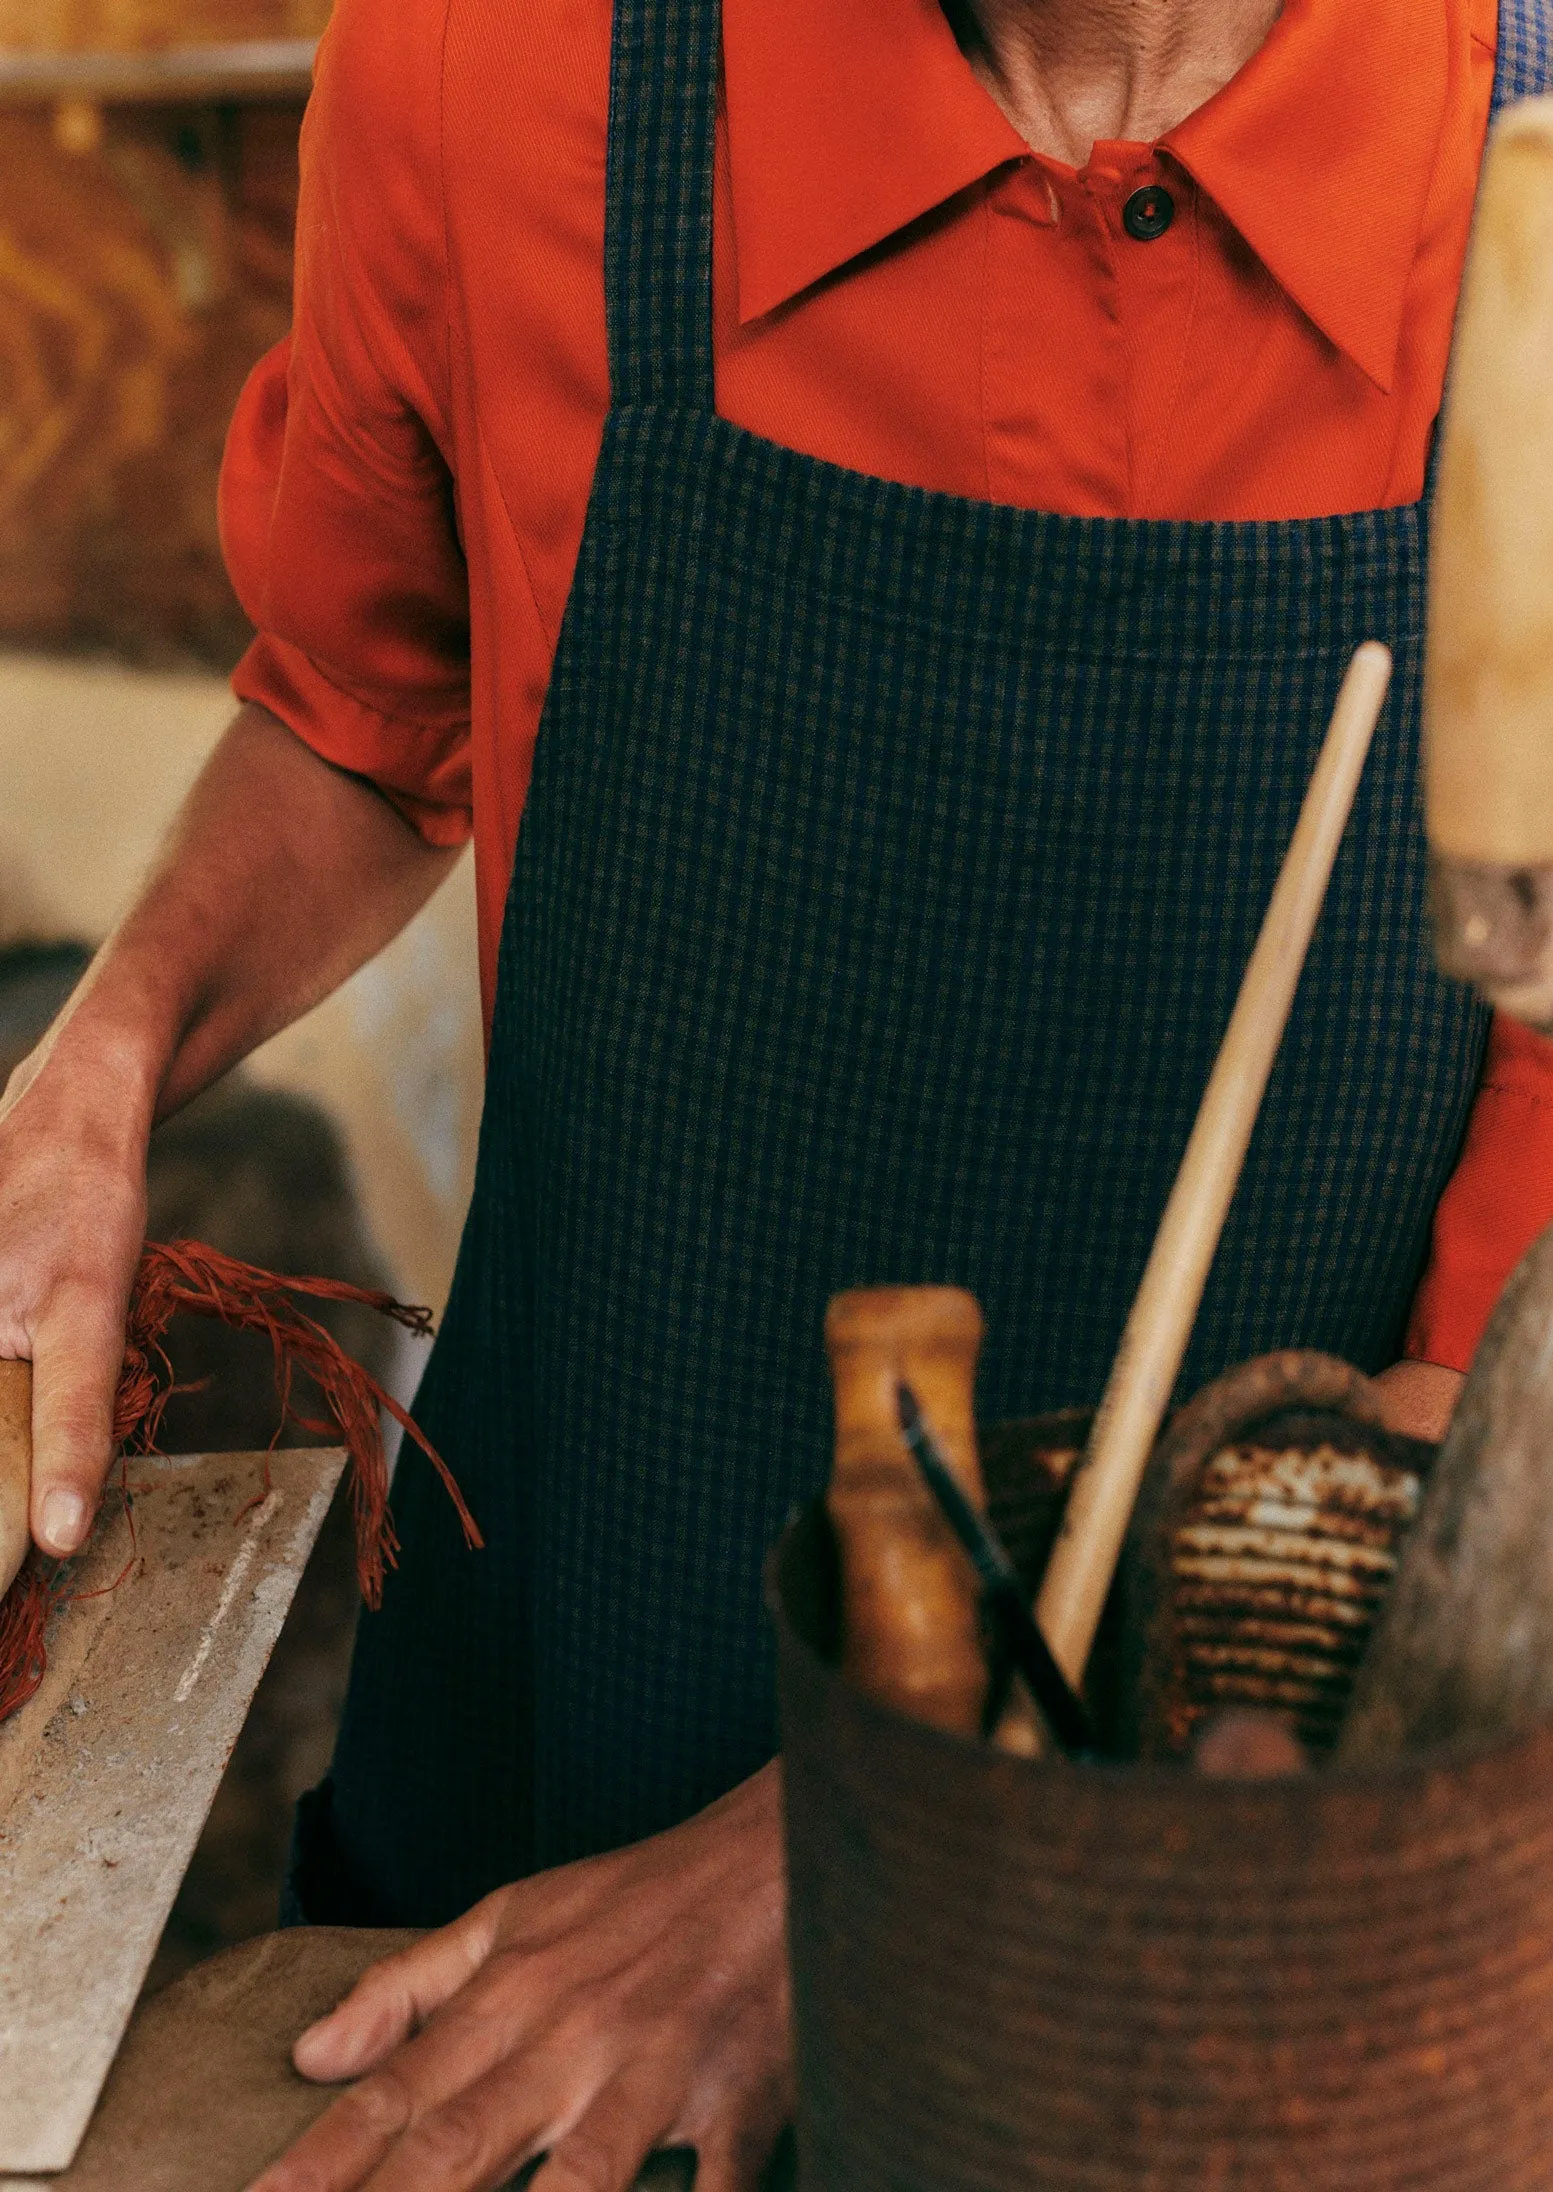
[295,0,1552,1925]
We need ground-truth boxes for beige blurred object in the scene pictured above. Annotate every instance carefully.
[0,652,482,1315]
[1426,98,1553,1023]
[2,44,319,103]
[51,94,104,151]
[0,0,331,48]
[249,862,483,1320]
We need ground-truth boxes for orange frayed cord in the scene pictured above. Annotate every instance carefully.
[0,1238,481,1724]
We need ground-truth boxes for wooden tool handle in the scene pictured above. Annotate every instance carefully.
[825,1286,991,1735]
[1426,98,1553,866]
[0,1359,33,1597]
[1035,642,1393,1688]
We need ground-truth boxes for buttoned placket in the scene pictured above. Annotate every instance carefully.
[981,146,1202,516]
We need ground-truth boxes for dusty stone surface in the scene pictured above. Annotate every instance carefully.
[0,1449,342,2175]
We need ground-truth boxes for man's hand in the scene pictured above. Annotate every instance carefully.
[0,703,457,1561]
[1371,1359,1464,1444]
[249,1764,792,2192]
[0,1030,151,1555]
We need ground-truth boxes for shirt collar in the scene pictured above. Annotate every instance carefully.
[722,0,1026,325]
[723,0,1455,392]
[1163,0,1453,391]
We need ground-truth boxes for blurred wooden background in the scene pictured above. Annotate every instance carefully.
[0,2,330,55]
[0,0,488,1318]
[0,1,331,664]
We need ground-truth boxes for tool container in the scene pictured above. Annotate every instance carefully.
[770,1355,1553,2190]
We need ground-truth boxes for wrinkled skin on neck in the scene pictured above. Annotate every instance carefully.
[944,0,1284,163]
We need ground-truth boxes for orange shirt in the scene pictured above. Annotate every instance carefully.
[221,0,1553,1374]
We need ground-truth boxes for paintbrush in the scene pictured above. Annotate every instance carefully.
[897,1382,1093,1754]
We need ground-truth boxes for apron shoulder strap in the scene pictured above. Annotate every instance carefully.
[604,0,719,412]
[1493,0,1553,105]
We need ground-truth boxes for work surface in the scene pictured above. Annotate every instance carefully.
[3,1928,791,2190]
[0,1449,344,2178]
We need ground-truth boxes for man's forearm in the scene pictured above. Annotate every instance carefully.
[0,701,462,1555]
[22,703,462,1130]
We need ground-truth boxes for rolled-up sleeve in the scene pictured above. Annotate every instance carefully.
[221,0,473,845]
[1405,1013,1553,1372]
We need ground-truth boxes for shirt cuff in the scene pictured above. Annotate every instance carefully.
[233,632,473,850]
[1404,1014,1553,1373]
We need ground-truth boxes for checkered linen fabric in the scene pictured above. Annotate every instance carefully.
[1500,0,1552,97]
[323,0,1552,1921]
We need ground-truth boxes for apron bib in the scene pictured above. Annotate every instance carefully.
[302,0,1549,1926]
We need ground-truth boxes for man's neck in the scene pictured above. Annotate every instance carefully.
[948,0,1283,165]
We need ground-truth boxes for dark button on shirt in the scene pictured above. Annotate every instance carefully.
[1122,184,1175,240]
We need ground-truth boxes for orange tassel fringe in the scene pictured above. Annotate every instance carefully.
[0,1238,481,1727]
[0,1562,53,1721]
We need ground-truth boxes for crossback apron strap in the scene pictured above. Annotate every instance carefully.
[1493,0,1553,104]
[604,0,720,410]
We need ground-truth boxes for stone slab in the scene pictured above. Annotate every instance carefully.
[0,1450,343,2174]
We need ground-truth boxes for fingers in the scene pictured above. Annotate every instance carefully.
[250,2031,584,2192]
[357,2054,675,2192]
[294,1902,504,2082]
[0,1007,151,1558]
[258,1935,533,2188]
[680,2059,793,2192]
[256,1777,794,2192]
[687,2134,775,2192]
[528,2068,673,2192]
[1369,1359,1464,1444]
[261,1977,679,2192]
[29,1284,133,1555]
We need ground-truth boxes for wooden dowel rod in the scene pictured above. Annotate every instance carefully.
[0,1360,32,1599]
[1035,642,1393,1687]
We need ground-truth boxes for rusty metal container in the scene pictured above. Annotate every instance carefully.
[770,1355,1553,2191]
